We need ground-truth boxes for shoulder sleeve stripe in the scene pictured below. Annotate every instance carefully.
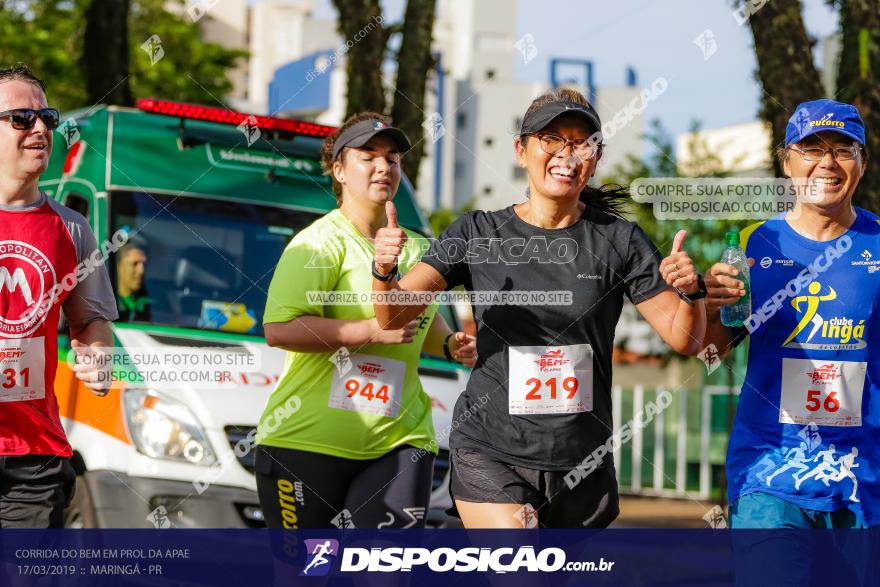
[739,221,766,254]
[45,196,90,263]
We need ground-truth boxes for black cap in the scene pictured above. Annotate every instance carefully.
[520,100,602,136]
[331,118,412,160]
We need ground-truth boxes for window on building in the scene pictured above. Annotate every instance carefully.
[456,112,467,129]
[483,186,493,195]
[512,166,526,181]
[484,137,494,147]
[485,69,496,81]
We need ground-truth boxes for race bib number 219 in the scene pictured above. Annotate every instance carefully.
[508,344,592,415]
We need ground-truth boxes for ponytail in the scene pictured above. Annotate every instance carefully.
[579,183,630,219]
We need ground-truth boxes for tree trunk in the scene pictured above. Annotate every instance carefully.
[835,0,880,213]
[331,0,387,117]
[82,0,133,106]
[746,0,823,176]
[390,0,437,190]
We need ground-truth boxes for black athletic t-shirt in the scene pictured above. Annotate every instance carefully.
[422,205,667,470]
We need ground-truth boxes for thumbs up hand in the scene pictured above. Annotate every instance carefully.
[374,201,408,277]
[659,230,699,295]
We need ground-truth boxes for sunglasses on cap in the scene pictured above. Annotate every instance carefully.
[0,108,60,131]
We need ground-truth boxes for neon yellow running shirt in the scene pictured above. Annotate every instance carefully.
[257,209,438,459]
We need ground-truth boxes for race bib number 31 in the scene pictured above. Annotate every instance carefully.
[508,344,592,415]
[328,353,405,418]
[0,336,46,402]
[779,358,866,426]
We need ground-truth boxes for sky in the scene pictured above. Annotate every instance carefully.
[310,0,839,143]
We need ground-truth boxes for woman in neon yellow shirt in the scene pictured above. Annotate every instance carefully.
[255,112,475,529]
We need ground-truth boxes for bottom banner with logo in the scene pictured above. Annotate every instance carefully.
[1,529,879,585]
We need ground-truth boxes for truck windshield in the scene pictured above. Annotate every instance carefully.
[109,191,321,336]
[108,190,462,350]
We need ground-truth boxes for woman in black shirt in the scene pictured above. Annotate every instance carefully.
[373,88,706,528]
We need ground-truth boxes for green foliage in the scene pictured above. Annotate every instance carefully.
[129,1,246,105]
[0,0,89,110]
[600,119,750,274]
[428,200,474,236]
[0,0,246,111]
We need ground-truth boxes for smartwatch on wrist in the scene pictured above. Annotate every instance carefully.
[372,262,398,282]
[676,273,707,305]
[442,333,455,362]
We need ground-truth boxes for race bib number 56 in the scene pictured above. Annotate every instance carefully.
[0,337,46,402]
[779,358,866,426]
[508,344,592,415]
[328,353,405,418]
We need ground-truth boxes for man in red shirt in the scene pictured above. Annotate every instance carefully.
[0,65,118,527]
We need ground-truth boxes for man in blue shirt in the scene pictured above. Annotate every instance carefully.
[705,99,879,529]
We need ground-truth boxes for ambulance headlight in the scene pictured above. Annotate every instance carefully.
[123,389,216,466]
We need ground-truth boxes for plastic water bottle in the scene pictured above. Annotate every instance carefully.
[720,230,751,327]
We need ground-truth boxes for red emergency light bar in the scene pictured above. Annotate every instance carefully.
[136,98,337,138]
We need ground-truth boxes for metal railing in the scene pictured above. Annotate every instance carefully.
[612,385,741,500]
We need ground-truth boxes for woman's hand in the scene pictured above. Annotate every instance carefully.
[374,201,407,276]
[369,318,419,344]
[659,230,699,295]
[449,332,477,368]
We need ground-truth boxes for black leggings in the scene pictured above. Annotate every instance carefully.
[255,445,435,529]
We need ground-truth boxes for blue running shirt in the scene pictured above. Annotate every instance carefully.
[727,207,880,525]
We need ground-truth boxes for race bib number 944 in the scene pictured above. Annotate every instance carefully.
[328,354,406,418]
[508,344,592,415]
[0,336,46,402]
[779,358,866,427]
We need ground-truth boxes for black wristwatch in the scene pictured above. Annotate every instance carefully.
[442,333,455,362]
[372,262,398,282]
[676,273,707,305]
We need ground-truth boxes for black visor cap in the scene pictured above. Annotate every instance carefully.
[331,119,412,160]
[520,100,601,136]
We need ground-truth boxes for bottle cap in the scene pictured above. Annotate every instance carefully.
[724,230,740,247]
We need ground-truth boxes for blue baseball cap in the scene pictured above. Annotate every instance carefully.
[785,99,866,146]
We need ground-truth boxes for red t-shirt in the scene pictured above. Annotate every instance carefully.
[0,194,117,456]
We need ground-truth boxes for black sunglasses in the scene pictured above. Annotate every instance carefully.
[0,108,60,130]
